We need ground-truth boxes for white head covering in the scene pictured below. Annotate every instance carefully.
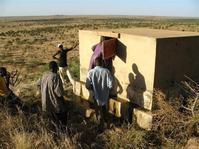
[57,44,63,48]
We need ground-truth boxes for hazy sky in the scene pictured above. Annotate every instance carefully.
[0,0,198,17]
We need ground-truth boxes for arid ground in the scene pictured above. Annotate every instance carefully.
[0,16,198,148]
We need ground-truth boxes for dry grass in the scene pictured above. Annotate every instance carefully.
[0,103,73,149]
[1,89,197,148]
[153,90,199,147]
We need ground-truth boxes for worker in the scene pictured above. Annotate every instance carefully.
[86,57,113,132]
[89,36,117,72]
[52,43,78,86]
[37,61,67,125]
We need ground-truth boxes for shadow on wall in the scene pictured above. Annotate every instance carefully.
[110,66,123,97]
[116,40,127,63]
[126,63,146,108]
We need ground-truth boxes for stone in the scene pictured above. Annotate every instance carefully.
[133,108,152,130]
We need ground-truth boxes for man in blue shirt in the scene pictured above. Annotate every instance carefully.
[86,57,113,131]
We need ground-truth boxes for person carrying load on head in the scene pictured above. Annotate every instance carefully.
[52,43,78,86]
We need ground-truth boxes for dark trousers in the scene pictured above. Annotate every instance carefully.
[93,100,108,130]
[43,111,68,128]
[42,111,68,136]
[54,111,68,126]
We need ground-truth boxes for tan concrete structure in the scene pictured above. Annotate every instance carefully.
[77,28,199,130]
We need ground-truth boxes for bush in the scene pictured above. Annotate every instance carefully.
[152,90,199,147]
[68,57,80,80]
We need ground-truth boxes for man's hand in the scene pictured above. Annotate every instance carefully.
[53,56,60,60]
[52,50,60,60]
[73,43,79,49]
[36,90,41,98]
[68,43,79,51]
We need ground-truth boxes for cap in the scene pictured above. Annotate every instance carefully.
[57,44,63,48]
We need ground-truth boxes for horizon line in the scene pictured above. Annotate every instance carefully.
[0,14,199,19]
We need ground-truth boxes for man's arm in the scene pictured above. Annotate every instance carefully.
[85,71,93,90]
[54,75,64,97]
[5,72,10,88]
[86,78,93,90]
[67,43,78,52]
[116,78,123,94]
[91,44,97,51]
[37,78,41,89]
[36,77,41,97]
[107,71,113,90]
[52,50,60,60]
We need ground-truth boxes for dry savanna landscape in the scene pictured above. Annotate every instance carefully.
[0,16,199,148]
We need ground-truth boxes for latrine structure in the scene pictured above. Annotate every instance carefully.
[72,28,199,130]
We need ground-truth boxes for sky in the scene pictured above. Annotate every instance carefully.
[0,0,199,17]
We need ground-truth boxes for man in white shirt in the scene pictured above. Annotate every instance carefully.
[86,57,113,131]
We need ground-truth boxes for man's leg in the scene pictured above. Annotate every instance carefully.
[43,112,60,132]
[59,67,66,84]
[102,105,109,126]
[99,106,104,130]
[92,99,99,120]
[56,112,68,126]
[93,100,106,131]
[96,105,109,132]
[0,96,5,105]
[66,69,74,86]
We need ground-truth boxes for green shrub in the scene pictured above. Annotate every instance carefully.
[68,57,80,80]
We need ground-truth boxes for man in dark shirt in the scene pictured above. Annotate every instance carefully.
[53,43,77,85]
